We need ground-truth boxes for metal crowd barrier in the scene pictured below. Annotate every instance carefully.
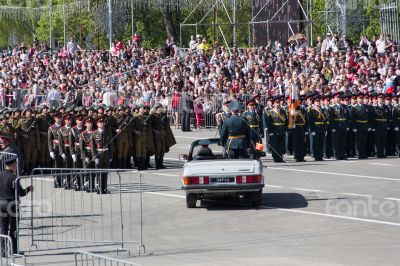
[74,250,139,266]
[15,168,145,255]
[0,234,24,266]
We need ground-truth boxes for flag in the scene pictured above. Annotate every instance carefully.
[288,83,300,129]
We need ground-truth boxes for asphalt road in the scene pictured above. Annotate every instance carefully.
[15,128,400,266]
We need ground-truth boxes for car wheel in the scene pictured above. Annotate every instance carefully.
[186,194,197,208]
[251,190,263,207]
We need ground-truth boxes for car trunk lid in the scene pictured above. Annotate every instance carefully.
[185,160,256,176]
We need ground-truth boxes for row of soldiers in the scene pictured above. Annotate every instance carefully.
[216,92,400,163]
[0,104,176,193]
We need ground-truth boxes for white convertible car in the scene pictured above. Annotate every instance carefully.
[180,138,265,208]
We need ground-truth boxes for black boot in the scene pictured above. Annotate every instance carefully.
[155,156,161,169]
[145,156,153,168]
[160,156,166,169]
[137,157,144,171]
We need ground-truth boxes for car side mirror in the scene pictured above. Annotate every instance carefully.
[179,154,189,161]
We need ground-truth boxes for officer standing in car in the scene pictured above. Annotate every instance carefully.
[220,101,250,159]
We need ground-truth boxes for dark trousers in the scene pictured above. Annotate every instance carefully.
[396,130,400,156]
[270,134,285,162]
[53,152,64,187]
[0,203,17,254]
[96,154,110,192]
[325,130,333,158]
[74,156,83,189]
[346,131,356,157]
[355,129,368,159]
[293,126,305,161]
[227,148,247,159]
[311,130,325,161]
[62,151,73,188]
[375,128,387,158]
[181,111,191,131]
[286,129,293,155]
[333,128,347,159]
[386,129,396,156]
[367,131,375,156]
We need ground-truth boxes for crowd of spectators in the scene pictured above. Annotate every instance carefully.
[0,32,399,128]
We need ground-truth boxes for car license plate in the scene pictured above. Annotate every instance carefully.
[211,177,234,183]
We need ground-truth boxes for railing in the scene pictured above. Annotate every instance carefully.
[74,250,139,266]
[15,168,145,255]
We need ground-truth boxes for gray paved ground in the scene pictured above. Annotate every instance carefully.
[13,128,400,265]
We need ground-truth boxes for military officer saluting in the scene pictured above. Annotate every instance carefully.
[216,100,231,136]
[242,98,263,158]
[79,117,96,192]
[351,93,370,159]
[308,96,326,161]
[91,117,113,194]
[220,101,250,159]
[15,108,40,174]
[264,96,287,163]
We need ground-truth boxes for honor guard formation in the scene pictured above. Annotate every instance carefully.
[216,91,400,163]
[0,104,176,193]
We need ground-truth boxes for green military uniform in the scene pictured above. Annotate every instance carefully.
[0,115,16,144]
[48,114,63,187]
[15,108,41,174]
[113,106,131,168]
[79,117,96,192]
[58,115,75,189]
[36,107,52,167]
[71,115,85,190]
[91,117,113,194]
[132,106,154,170]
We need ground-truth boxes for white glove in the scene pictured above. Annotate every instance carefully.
[268,133,274,136]
[368,128,371,132]
[110,158,113,162]
[305,132,309,135]
[50,152,55,159]
[95,158,100,165]
[311,132,316,136]
[72,154,77,162]
[395,127,399,131]
[85,157,90,163]
[353,129,357,133]
[332,129,336,133]
[387,127,390,130]
[61,154,66,160]
[372,129,376,132]
[347,128,349,131]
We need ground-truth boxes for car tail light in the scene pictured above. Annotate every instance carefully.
[183,176,209,185]
[236,175,262,184]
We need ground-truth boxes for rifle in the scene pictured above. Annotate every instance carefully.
[26,117,37,133]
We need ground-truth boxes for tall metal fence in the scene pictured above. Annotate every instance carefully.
[380,1,400,43]
[74,250,139,266]
[15,168,144,255]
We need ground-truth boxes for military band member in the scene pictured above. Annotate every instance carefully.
[322,95,333,158]
[292,104,307,162]
[351,94,370,159]
[91,117,113,194]
[330,93,349,160]
[242,98,263,158]
[15,108,40,174]
[373,94,390,158]
[265,96,287,163]
[385,95,396,156]
[216,100,231,136]
[80,117,96,192]
[220,101,250,159]
[308,96,326,161]
[366,93,376,156]
[346,95,356,158]
[58,115,75,189]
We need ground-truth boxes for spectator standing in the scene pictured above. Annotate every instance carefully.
[194,97,204,129]
[47,86,61,108]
